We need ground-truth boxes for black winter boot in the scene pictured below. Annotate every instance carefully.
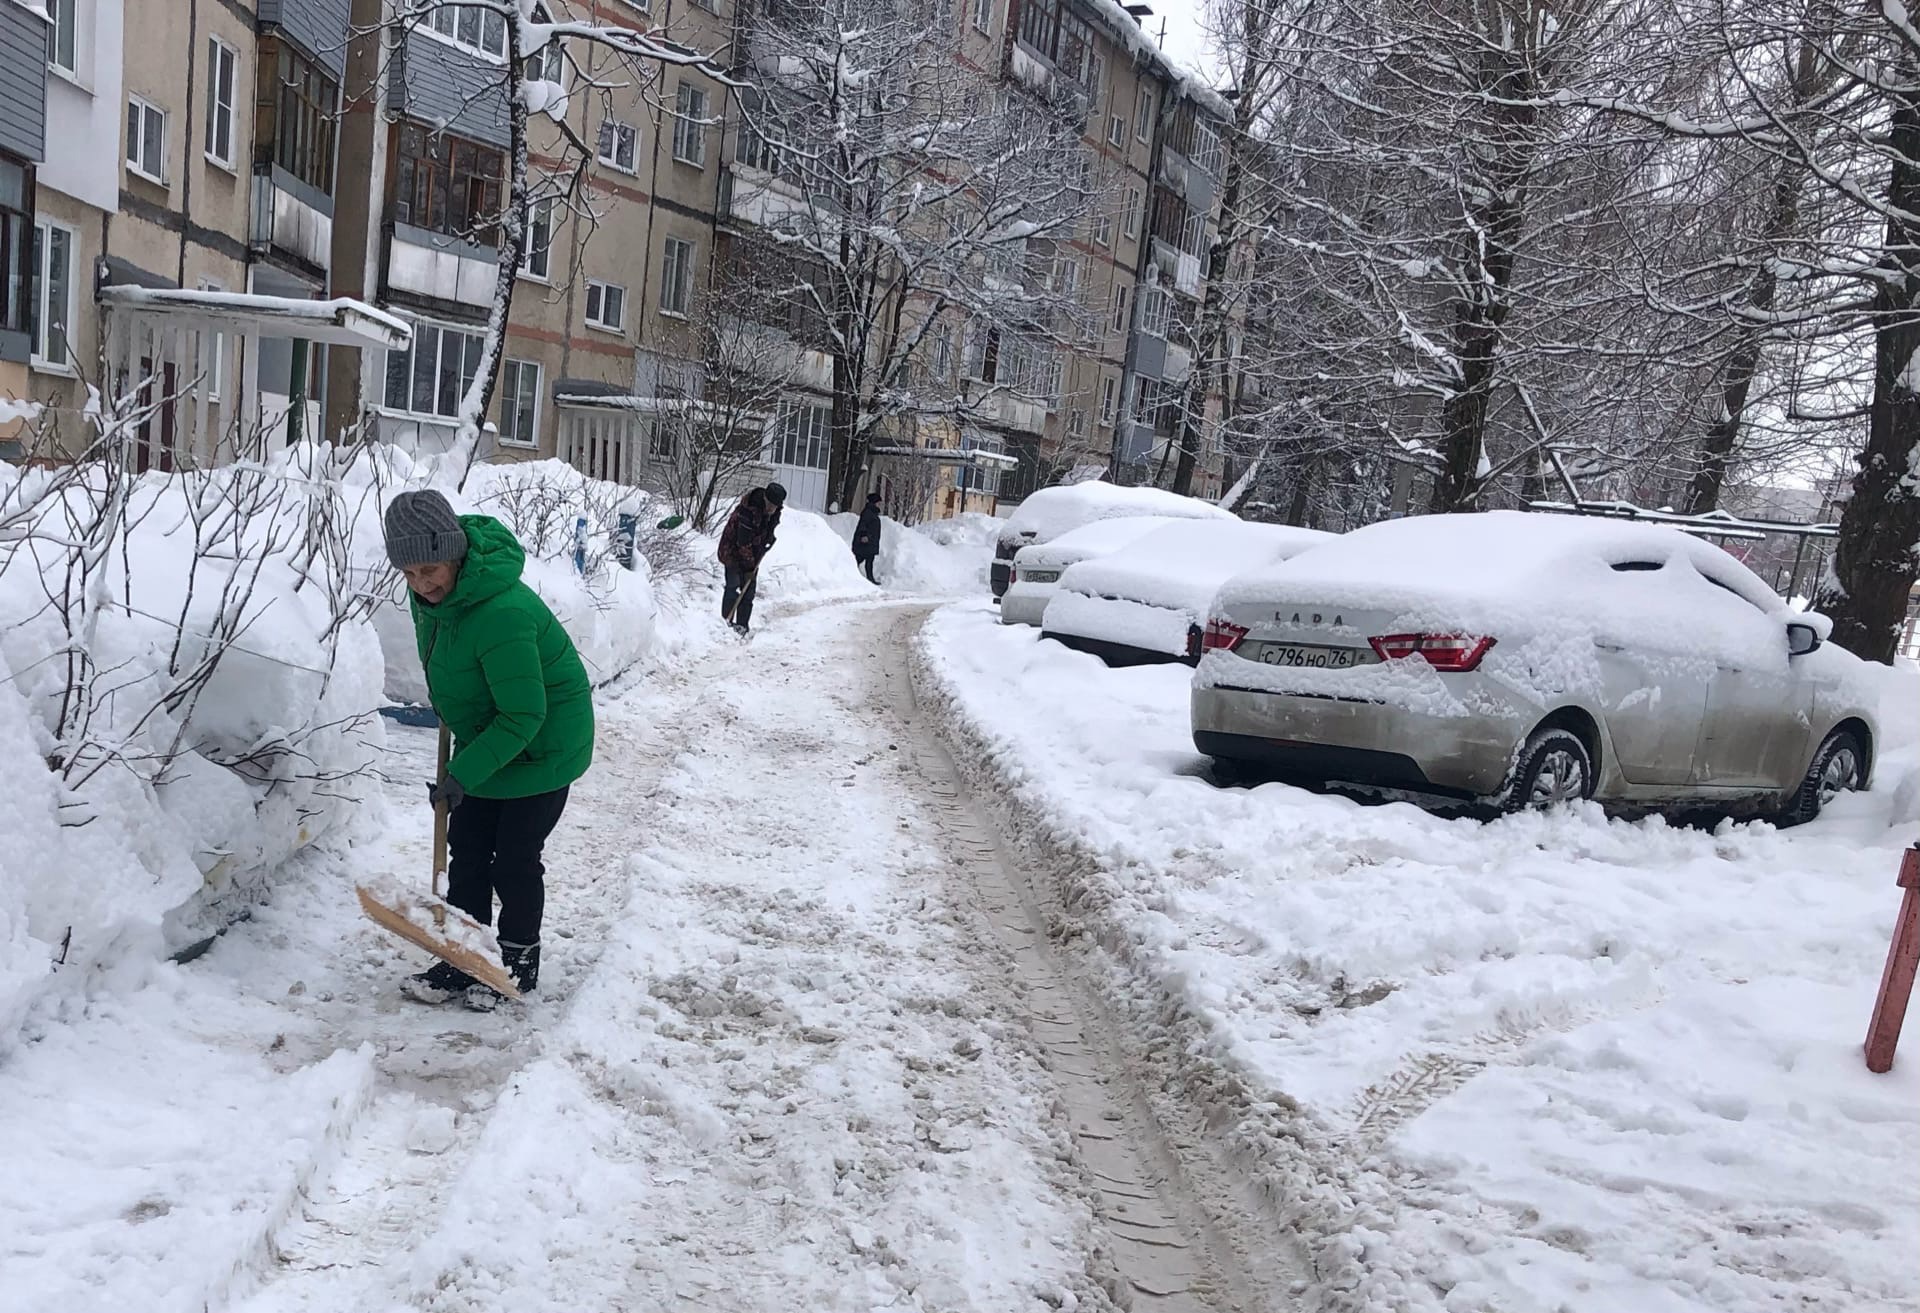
[401,960,476,1004]
[464,941,539,1012]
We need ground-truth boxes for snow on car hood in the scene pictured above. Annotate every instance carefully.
[1012,515,1185,570]
[1056,521,1332,617]
[996,483,1234,551]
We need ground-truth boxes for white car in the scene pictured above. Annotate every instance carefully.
[1000,516,1186,627]
[1192,511,1881,820]
[991,482,1235,601]
[1041,520,1333,665]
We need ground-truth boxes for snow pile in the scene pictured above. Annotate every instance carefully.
[996,481,1236,552]
[919,603,1920,1313]
[335,450,667,701]
[826,510,998,594]
[751,507,871,602]
[0,446,386,1043]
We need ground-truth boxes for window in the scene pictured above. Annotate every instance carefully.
[585,279,626,331]
[126,96,168,184]
[392,125,504,242]
[1109,283,1128,334]
[383,321,486,419]
[1051,256,1079,297]
[1099,375,1117,425]
[1042,353,1063,410]
[525,35,563,85]
[930,322,953,383]
[661,236,696,315]
[736,108,785,174]
[770,404,830,469]
[972,0,990,33]
[673,83,709,166]
[203,37,238,168]
[31,221,76,370]
[1017,0,1059,59]
[46,0,76,74]
[1087,53,1105,116]
[1138,283,1171,338]
[1191,122,1223,174]
[1067,407,1088,440]
[0,164,27,343]
[1134,87,1154,143]
[1123,185,1142,239]
[521,197,554,280]
[960,433,1003,497]
[597,119,638,173]
[426,3,508,59]
[1058,11,1094,82]
[1092,212,1113,247]
[1107,101,1128,147]
[647,416,677,462]
[258,38,339,194]
[500,359,542,446]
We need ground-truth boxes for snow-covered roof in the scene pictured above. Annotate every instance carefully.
[1078,0,1233,122]
[552,386,771,429]
[97,288,412,350]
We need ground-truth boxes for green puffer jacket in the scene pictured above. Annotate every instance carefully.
[410,515,595,799]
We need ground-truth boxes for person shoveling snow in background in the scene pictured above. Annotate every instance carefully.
[851,492,882,584]
[384,490,596,1009]
[718,481,785,634]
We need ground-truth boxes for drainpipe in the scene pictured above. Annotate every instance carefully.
[1109,69,1168,483]
[178,0,199,289]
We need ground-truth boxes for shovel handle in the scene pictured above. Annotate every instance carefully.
[432,724,451,903]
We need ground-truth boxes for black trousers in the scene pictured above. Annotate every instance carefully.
[855,552,878,582]
[723,562,759,628]
[445,786,570,947]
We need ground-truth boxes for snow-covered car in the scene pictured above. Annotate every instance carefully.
[1000,516,1186,627]
[1040,521,1334,665]
[990,482,1236,601]
[1192,511,1880,820]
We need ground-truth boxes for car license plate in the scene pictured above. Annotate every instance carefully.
[1253,642,1365,669]
[1021,570,1060,584]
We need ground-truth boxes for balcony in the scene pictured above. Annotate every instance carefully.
[1010,43,1054,96]
[1157,149,1190,193]
[1149,237,1182,280]
[1162,342,1193,383]
[970,385,1046,435]
[250,164,334,275]
[722,166,811,231]
[386,222,498,310]
[1174,251,1202,297]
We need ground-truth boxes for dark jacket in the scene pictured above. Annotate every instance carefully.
[410,515,596,799]
[719,490,781,570]
[852,503,882,559]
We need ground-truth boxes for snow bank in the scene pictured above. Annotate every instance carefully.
[996,481,1235,550]
[752,508,870,602]
[826,510,997,594]
[0,446,387,1044]
[918,603,1920,1313]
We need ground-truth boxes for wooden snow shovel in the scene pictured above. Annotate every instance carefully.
[355,724,521,998]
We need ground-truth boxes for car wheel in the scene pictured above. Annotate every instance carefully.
[1207,755,1256,787]
[1781,729,1865,827]
[1504,727,1595,813]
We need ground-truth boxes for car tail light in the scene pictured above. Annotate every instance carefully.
[1369,633,1496,672]
[1203,618,1249,652]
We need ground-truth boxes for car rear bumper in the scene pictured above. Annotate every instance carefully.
[1000,583,1055,627]
[1191,684,1519,796]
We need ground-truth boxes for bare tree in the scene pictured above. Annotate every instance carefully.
[729,0,1095,510]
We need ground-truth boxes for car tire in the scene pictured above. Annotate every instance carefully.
[1503,727,1595,813]
[1780,728,1866,827]
[1207,755,1256,787]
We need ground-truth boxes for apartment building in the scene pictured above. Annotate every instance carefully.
[1,0,50,455]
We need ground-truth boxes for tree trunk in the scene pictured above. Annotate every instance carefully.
[1815,83,1920,662]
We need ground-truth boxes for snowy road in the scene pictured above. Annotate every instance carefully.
[4,598,1276,1313]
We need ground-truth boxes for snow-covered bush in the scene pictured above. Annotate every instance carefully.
[0,440,387,1043]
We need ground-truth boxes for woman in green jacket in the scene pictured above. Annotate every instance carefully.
[383,490,595,1008]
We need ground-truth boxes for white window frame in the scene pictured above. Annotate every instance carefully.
[661,236,696,316]
[1087,53,1105,116]
[1092,212,1113,247]
[1123,185,1142,239]
[1099,376,1117,425]
[1134,88,1154,143]
[585,279,627,332]
[1109,283,1128,334]
[597,119,639,174]
[971,0,991,33]
[204,36,239,171]
[673,83,710,167]
[1192,122,1222,174]
[423,3,509,61]
[525,36,563,86]
[46,0,78,76]
[769,403,830,470]
[32,219,77,372]
[126,95,168,185]
[521,196,554,282]
[1067,406,1088,440]
[499,358,542,447]
[1107,101,1128,148]
[1042,353,1063,411]
[1138,283,1172,339]
[384,319,487,420]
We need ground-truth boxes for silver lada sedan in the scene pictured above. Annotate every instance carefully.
[1191,512,1880,821]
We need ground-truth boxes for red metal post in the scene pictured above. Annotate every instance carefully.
[1865,845,1920,1074]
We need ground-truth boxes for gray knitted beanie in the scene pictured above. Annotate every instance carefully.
[384,490,469,569]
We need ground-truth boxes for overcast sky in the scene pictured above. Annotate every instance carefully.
[1147,0,1222,85]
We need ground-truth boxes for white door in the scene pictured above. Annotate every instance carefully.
[765,402,832,512]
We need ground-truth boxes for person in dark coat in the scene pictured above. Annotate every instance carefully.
[718,482,785,632]
[383,490,595,1009]
[851,492,882,584]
